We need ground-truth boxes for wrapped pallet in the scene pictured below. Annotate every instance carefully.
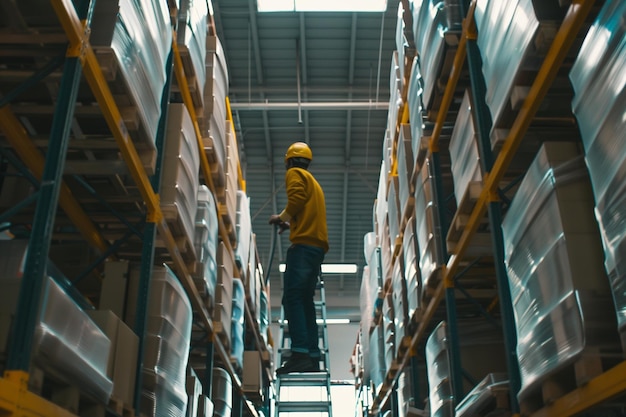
[203,35,229,169]
[449,91,482,207]
[369,322,386,392]
[177,0,209,109]
[403,217,422,324]
[212,367,232,417]
[474,0,566,143]
[397,124,414,222]
[382,293,395,372]
[407,57,428,169]
[194,185,219,309]
[501,142,620,402]
[0,241,113,403]
[90,0,172,143]
[392,257,409,358]
[414,158,445,298]
[235,191,252,281]
[141,266,192,417]
[425,322,454,417]
[162,103,201,259]
[231,278,245,370]
[411,0,462,111]
[215,242,235,349]
[570,0,626,346]
[359,265,373,384]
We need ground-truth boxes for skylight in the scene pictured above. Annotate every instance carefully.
[258,0,387,12]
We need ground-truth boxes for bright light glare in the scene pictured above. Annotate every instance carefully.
[278,263,358,273]
[279,318,351,324]
[258,0,387,12]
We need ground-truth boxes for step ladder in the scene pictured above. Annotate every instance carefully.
[274,278,332,417]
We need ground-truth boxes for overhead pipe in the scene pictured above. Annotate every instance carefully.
[229,101,389,111]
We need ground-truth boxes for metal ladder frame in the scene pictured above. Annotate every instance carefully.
[274,277,333,417]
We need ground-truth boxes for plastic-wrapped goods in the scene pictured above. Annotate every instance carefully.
[368,246,384,296]
[235,191,252,280]
[359,266,373,384]
[230,278,245,370]
[397,370,414,417]
[204,35,229,169]
[407,57,427,167]
[397,124,414,222]
[364,232,377,264]
[455,373,509,417]
[35,278,113,403]
[212,367,233,417]
[0,241,113,402]
[223,123,240,229]
[387,176,402,251]
[411,0,462,110]
[392,258,409,358]
[376,161,389,243]
[194,185,218,307]
[388,51,404,138]
[177,0,208,108]
[91,0,171,143]
[425,322,454,417]
[414,158,445,297]
[162,103,201,256]
[474,0,564,138]
[403,217,421,323]
[382,293,395,372]
[216,242,235,348]
[396,2,411,83]
[142,266,193,417]
[368,323,386,392]
[501,142,619,401]
[248,235,261,324]
[449,91,482,206]
[259,290,269,345]
[570,0,626,338]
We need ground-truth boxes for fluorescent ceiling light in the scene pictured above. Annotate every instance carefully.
[279,263,358,274]
[279,319,351,324]
[258,0,387,12]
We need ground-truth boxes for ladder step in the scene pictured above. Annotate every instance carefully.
[277,401,332,413]
[277,371,330,386]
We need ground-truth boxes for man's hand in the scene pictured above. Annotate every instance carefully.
[278,221,290,235]
[269,214,282,225]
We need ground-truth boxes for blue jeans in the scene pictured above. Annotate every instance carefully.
[282,244,325,357]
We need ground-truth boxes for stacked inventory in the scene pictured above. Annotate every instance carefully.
[455,373,509,417]
[391,257,409,357]
[90,0,172,144]
[176,0,209,110]
[407,57,428,165]
[235,191,252,282]
[162,103,201,260]
[0,241,113,403]
[382,290,395,372]
[203,35,229,171]
[212,367,232,417]
[570,0,626,346]
[141,266,193,417]
[501,142,619,402]
[376,162,393,284]
[231,278,245,370]
[425,322,454,417]
[215,242,235,349]
[194,185,219,310]
[474,0,567,145]
[411,0,462,113]
[402,217,421,325]
[396,124,414,223]
[414,158,445,299]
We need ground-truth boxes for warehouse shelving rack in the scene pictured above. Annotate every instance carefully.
[0,1,270,417]
[364,1,626,416]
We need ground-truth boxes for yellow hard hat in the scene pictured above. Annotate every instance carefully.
[285,142,313,162]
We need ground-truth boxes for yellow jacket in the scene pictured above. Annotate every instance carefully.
[279,167,329,253]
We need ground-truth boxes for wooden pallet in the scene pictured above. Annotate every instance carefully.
[421,265,444,304]
[29,365,121,417]
[400,197,415,234]
[160,204,198,263]
[518,346,621,416]
[174,44,205,112]
[446,181,491,255]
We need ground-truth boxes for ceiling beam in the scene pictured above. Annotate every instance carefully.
[229,86,391,95]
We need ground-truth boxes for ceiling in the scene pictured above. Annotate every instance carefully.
[213,0,400,319]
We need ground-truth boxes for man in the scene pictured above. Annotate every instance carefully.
[269,142,329,374]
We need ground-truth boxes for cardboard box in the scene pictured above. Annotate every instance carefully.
[87,310,139,406]
[99,260,129,318]
[242,351,263,399]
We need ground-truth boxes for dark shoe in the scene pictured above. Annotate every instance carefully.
[310,356,321,372]
[276,352,316,375]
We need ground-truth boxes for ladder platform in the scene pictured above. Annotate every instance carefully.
[276,401,333,413]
